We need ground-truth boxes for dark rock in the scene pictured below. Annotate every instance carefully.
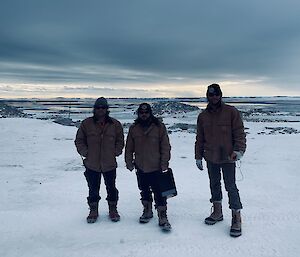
[258,126,300,135]
[0,102,28,118]
[152,101,199,115]
[53,117,79,127]
[168,123,197,133]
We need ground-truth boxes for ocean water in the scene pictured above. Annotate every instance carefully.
[2,97,300,122]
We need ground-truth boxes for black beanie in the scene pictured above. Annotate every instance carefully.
[206,84,222,98]
[94,97,108,108]
[137,103,152,114]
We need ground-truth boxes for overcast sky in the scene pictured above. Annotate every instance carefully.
[0,0,300,98]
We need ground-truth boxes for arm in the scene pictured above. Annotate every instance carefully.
[125,126,135,169]
[115,121,124,156]
[231,108,246,154]
[74,122,88,157]
[195,114,205,160]
[159,124,171,171]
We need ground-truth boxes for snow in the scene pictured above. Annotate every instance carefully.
[1,118,300,257]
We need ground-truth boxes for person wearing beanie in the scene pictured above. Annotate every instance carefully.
[125,103,172,231]
[195,84,246,237]
[75,97,124,223]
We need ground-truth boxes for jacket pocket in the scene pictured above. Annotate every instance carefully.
[105,129,116,139]
[203,123,212,135]
[217,122,231,134]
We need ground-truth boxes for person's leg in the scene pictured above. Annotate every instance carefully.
[205,161,223,225]
[150,171,167,208]
[221,163,242,210]
[221,163,242,237]
[103,169,120,222]
[207,161,222,203]
[84,168,101,223]
[84,168,102,205]
[103,169,119,202]
[136,169,153,202]
[136,170,154,223]
[150,171,170,230]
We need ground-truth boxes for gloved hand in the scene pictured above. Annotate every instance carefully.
[126,164,134,171]
[161,165,169,173]
[230,151,243,161]
[196,159,203,170]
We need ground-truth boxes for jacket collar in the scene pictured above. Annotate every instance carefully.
[137,122,155,135]
[93,115,113,124]
[207,101,224,113]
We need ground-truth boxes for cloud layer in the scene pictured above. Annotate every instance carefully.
[1,0,300,97]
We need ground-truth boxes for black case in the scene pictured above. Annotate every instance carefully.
[158,168,177,198]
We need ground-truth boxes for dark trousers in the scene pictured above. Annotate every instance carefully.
[136,169,167,207]
[84,168,119,205]
[206,161,242,210]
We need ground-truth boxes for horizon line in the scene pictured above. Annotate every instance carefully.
[1,95,300,101]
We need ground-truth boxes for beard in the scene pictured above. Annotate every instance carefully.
[208,98,222,108]
[138,117,152,127]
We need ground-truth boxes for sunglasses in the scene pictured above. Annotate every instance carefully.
[95,106,108,110]
[139,111,149,114]
[208,92,220,97]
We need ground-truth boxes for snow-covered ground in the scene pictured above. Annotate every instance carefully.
[1,118,300,257]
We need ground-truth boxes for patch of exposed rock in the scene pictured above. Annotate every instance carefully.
[152,101,199,115]
[168,123,197,133]
[257,127,300,135]
[53,117,81,127]
[0,102,29,118]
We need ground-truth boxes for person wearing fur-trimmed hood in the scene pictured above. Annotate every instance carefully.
[125,103,172,231]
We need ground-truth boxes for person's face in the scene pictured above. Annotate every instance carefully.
[207,92,221,105]
[94,106,108,119]
[138,110,150,121]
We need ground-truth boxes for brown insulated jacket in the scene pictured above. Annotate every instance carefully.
[75,117,124,172]
[195,102,246,164]
[125,122,171,173]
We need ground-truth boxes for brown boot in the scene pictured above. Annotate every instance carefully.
[157,206,171,231]
[230,210,242,237]
[87,202,99,223]
[108,201,120,222]
[204,201,223,225]
[139,200,153,223]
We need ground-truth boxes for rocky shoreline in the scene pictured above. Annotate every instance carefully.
[0,102,29,118]
[1,100,300,135]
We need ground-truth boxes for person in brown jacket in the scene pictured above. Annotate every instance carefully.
[195,84,246,237]
[125,103,172,231]
[75,97,124,223]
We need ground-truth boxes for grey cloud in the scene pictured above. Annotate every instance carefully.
[0,0,300,92]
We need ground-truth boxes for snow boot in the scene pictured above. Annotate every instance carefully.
[204,201,223,225]
[157,206,171,231]
[139,200,153,223]
[230,210,242,237]
[108,201,120,222]
[87,202,99,223]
